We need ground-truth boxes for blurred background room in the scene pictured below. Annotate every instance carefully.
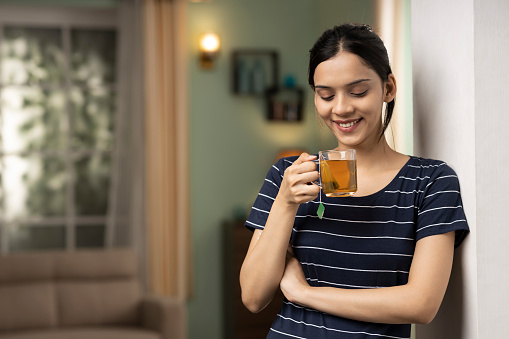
[2,0,508,339]
[0,0,411,338]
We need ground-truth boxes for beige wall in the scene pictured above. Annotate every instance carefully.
[412,0,509,337]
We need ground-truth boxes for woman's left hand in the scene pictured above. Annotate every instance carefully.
[280,251,309,304]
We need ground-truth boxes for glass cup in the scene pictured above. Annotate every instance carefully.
[314,149,357,197]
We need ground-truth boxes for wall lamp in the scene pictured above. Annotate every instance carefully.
[199,32,220,70]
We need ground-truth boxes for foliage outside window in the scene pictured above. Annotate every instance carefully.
[0,25,117,252]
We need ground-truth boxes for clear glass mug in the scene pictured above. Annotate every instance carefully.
[313,149,357,197]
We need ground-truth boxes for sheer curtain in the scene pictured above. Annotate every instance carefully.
[111,0,191,300]
[110,0,147,273]
[375,0,413,156]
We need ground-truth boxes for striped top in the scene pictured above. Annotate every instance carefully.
[245,155,469,339]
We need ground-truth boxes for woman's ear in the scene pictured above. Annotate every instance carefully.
[384,74,397,102]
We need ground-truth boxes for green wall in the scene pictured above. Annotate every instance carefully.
[186,1,375,338]
[317,0,376,31]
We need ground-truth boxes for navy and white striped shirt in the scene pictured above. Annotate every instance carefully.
[245,155,469,339]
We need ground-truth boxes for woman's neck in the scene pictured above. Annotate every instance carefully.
[339,137,402,172]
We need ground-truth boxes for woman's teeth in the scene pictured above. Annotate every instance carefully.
[338,119,360,128]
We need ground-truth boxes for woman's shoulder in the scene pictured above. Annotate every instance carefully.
[263,155,300,183]
[273,155,300,171]
[405,156,459,182]
[408,156,447,167]
[407,156,453,172]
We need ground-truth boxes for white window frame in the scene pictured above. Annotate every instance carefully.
[0,5,120,253]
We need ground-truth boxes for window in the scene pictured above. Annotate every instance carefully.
[0,6,119,252]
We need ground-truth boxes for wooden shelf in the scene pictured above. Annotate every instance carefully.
[223,220,284,339]
[266,87,304,121]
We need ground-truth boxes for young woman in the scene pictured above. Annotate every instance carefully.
[239,24,470,339]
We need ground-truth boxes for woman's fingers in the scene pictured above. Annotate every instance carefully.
[292,152,316,166]
[292,154,319,175]
[290,154,318,174]
[288,154,319,185]
[279,152,320,204]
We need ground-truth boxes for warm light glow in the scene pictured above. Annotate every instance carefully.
[199,33,220,53]
[276,149,306,161]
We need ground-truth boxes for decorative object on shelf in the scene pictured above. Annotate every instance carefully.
[252,59,266,94]
[266,75,304,121]
[231,49,278,95]
[236,59,251,93]
[199,32,220,69]
[231,50,304,122]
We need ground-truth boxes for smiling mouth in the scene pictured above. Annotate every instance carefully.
[336,118,361,128]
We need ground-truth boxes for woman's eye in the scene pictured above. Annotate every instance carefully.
[352,90,368,97]
[320,95,334,101]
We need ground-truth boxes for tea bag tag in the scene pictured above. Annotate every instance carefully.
[317,202,325,219]
[316,152,325,220]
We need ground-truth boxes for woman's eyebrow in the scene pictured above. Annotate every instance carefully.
[314,78,371,89]
[346,78,371,86]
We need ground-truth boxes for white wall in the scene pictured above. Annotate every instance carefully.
[412,0,509,338]
[473,1,509,337]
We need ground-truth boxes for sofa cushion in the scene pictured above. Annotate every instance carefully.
[0,282,57,332]
[0,253,53,283]
[0,327,162,339]
[53,249,137,280]
[57,279,141,326]
[0,249,137,283]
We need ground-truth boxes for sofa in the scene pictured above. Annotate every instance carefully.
[0,248,185,339]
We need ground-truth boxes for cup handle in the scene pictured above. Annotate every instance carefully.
[310,180,321,188]
[311,156,321,187]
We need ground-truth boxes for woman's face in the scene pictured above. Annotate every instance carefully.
[313,51,394,150]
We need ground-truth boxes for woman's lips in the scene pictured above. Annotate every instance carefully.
[334,118,362,132]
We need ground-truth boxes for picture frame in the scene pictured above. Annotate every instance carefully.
[231,49,278,96]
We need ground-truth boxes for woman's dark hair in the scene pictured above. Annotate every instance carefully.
[308,23,395,138]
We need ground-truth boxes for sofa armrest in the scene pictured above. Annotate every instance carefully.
[141,295,186,339]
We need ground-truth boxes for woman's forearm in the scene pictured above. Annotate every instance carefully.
[239,197,299,313]
[281,232,455,324]
[293,283,436,324]
[241,153,320,313]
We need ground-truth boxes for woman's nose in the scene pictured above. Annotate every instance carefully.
[331,94,354,115]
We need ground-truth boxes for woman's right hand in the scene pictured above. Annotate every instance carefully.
[241,153,318,313]
[278,153,320,205]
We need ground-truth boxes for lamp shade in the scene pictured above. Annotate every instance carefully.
[199,33,220,53]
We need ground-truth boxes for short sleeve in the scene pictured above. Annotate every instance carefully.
[416,164,470,248]
[245,157,292,232]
